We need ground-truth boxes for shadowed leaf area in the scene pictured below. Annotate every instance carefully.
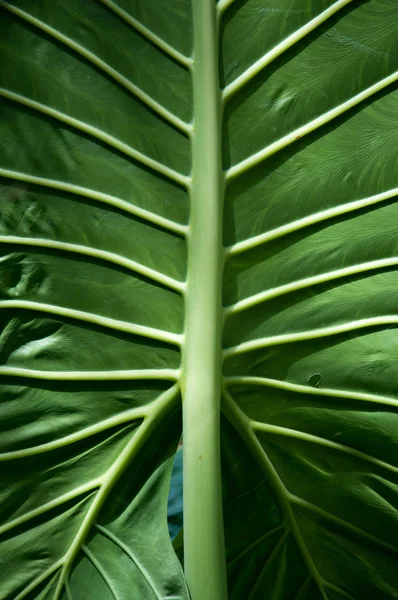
[0,0,397,598]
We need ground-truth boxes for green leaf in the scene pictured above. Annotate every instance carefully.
[221,0,398,598]
[0,1,398,599]
[0,0,191,597]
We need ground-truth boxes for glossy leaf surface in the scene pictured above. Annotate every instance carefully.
[0,0,191,597]
[0,0,398,599]
[221,0,398,597]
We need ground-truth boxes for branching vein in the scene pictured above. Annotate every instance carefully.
[226,71,398,181]
[223,375,398,409]
[0,405,147,461]
[0,168,188,236]
[82,545,118,599]
[0,299,182,345]
[0,480,100,536]
[97,0,192,69]
[222,389,328,599]
[53,385,179,599]
[0,367,179,382]
[95,524,162,599]
[0,1,192,135]
[247,529,289,600]
[224,257,398,317]
[290,495,398,554]
[222,0,354,102]
[0,89,190,188]
[251,421,398,474]
[225,187,398,258]
[64,580,74,600]
[0,235,184,293]
[323,581,357,600]
[294,576,312,600]
[227,523,285,568]
[223,316,398,358]
[14,560,62,600]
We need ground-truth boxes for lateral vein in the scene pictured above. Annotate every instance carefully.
[223,375,398,408]
[82,546,119,599]
[0,406,147,461]
[0,236,184,293]
[0,169,188,236]
[0,2,191,135]
[14,560,63,600]
[293,576,312,600]
[224,257,398,316]
[97,0,192,69]
[0,89,190,189]
[251,421,398,474]
[223,316,398,357]
[227,524,285,568]
[0,367,179,381]
[222,0,354,102]
[322,580,357,600]
[53,385,179,599]
[64,580,74,600]
[95,524,162,599]
[225,187,398,257]
[247,529,290,600]
[0,480,100,535]
[222,389,328,599]
[226,71,398,181]
[0,299,182,346]
[290,495,398,554]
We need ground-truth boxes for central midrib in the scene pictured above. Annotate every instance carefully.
[181,1,227,599]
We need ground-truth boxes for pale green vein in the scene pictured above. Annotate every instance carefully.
[251,421,398,474]
[0,168,188,236]
[224,257,398,317]
[222,0,354,102]
[294,576,312,600]
[223,375,398,409]
[65,580,74,600]
[217,0,236,18]
[95,524,162,599]
[247,529,290,600]
[0,405,148,461]
[0,235,184,293]
[227,523,285,568]
[97,0,193,69]
[0,481,100,535]
[53,385,179,599]
[0,89,190,189]
[14,560,62,600]
[223,479,265,510]
[222,389,328,600]
[290,495,398,554]
[226,71,398,181]
[0,299,182,346]
[0,367,179,382]
[13,369,151,384]
[225,187,398,257]
[0,1,191,135]
[323,581,356,600]
[223,316,398,358]
[82,545,118,599]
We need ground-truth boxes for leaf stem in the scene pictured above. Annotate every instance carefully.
[182,1,227,599]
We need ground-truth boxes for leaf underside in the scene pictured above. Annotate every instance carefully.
[0,0,398,599]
